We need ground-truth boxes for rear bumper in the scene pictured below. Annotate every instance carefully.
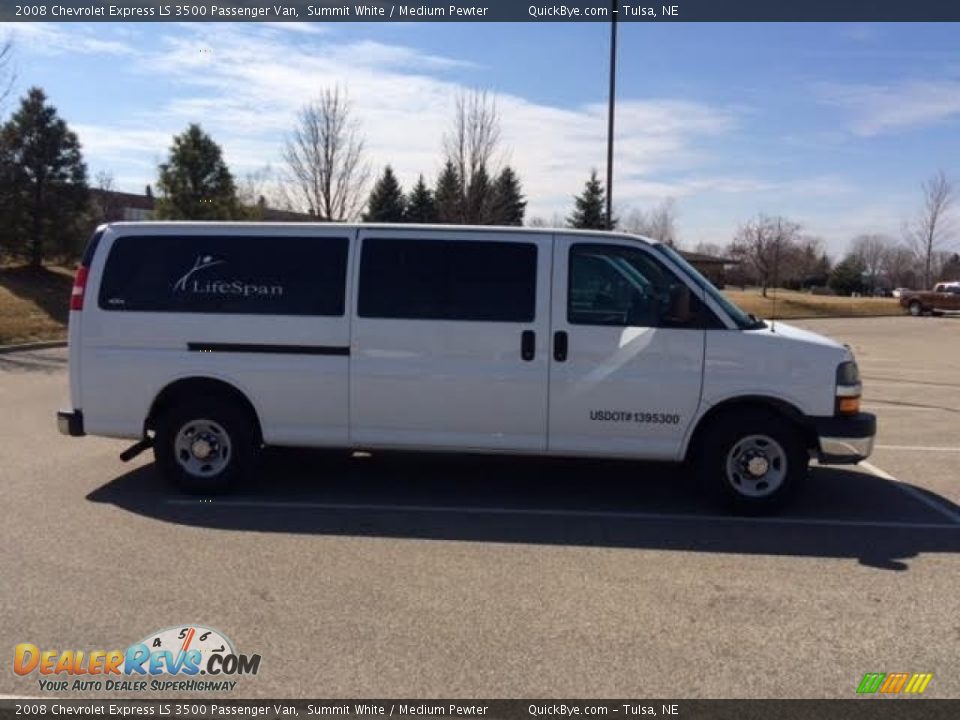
[813,412,876,464]
[57,409,85,437]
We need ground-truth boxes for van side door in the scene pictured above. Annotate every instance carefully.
[350,229,551,451]
[548,238,711,460]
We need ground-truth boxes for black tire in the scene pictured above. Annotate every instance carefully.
[695,410,808,514]
[908,300,924,317]
[153,395,259,494]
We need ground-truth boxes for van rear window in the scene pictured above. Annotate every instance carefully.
[358,238,537,322]
[98,235,348,316]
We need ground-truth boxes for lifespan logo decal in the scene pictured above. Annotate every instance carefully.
[172,255,284,298]
[14,624,262,693]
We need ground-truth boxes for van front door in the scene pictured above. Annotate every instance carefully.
[548,238,708,460]
[350,230,551,451]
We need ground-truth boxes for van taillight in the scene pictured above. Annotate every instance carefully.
[70,266,89,311]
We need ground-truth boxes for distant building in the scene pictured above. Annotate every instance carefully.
[89,189,156,222]
[679,250,738,288]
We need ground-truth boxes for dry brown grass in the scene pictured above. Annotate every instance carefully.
[724,288,902,319]
[0,265,74,345]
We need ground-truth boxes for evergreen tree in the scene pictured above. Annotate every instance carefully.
[363,165,405,222]
[465,163,491,224]
[0,87,89,266]
[434,160,462,223]
[155,124,239,220]
[828,256,867,296]
[567,170,614,230]
[490,166,526,226]
[403,174,436,223]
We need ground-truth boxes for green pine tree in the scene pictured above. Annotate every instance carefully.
[434,160,462,223]
[155,124,240,220]
[465,163,491,224]
[363,165,406,222]
[403,174,436,223]
[828,256,867,296]
[490,166,526,226]
[567,170,614,230]
[0,87,89,266]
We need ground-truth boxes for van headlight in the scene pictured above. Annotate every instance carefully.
[835,361,862,415]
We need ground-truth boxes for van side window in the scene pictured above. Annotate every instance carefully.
[98,235,349,316]
[358,238,537,322]
[568,243,718,329]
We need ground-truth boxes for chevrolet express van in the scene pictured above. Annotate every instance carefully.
[58,223,875,512]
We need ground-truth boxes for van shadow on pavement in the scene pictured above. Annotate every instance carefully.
[87,449,960,571]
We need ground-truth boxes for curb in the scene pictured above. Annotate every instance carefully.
[0,340,68,355]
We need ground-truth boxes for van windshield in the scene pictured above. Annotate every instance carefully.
[650,243,765,330]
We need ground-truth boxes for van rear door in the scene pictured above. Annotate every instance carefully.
[547,237,708,460]
[350,229,551,451]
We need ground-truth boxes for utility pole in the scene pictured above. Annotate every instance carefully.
[605,0,618,230]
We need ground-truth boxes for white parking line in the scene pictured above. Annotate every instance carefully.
[859,461,960,525]
[164,498,960,530]
[874,444,960,453]
[863,405,946,412]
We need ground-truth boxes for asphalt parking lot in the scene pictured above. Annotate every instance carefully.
[1,315,958,699]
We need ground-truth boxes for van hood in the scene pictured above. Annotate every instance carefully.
[747,321,847,352]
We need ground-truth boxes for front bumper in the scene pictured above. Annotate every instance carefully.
[813,412,876,464]
[57,409,85,437]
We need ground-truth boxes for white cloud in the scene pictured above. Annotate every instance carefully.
[260,22,330,35]
[817,79,960,136]
[72,125,172,166]
[0,22,136,56]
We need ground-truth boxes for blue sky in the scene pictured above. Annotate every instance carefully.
[3,21,960,256]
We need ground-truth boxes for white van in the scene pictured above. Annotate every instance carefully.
[58,222,875,512]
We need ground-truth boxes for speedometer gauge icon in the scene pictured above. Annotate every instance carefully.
[136,624,235,664]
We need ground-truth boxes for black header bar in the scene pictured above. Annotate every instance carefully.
[1,700,959,720]
[3,0,960,22]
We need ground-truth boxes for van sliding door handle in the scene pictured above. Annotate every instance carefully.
[521,330,535,362]
[553,331,568,362]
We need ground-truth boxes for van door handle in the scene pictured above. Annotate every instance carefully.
[521,330,535,362]
[553,331,568,362]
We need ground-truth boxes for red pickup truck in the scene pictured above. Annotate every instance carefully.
[899,282,960,316]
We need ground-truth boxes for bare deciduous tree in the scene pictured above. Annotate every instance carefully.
[622,198,679,247]
[0,38,15,109]
[237,165,290,218]
[283,87,369,221]
[848,233,894,291]
[91,170,123,223]
[443,89,502,223]
[728,215,802,296]
[904,170,955,289]
[881,244,918,289]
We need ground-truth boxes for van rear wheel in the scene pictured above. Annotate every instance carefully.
[908,300,924,316]
[154,397,258,494]
[696,410,807,514]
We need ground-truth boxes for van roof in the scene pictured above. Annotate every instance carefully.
[100,221,659,246]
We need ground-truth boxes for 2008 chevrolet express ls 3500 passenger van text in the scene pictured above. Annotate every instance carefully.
[58,223,876,513]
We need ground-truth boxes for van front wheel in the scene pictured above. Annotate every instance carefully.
[154,398,258,494]
[697,411,807,514]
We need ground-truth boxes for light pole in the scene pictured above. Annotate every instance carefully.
[605,0,618,230]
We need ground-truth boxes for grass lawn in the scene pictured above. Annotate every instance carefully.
[724,288,903,319]
[0,265,74,345]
